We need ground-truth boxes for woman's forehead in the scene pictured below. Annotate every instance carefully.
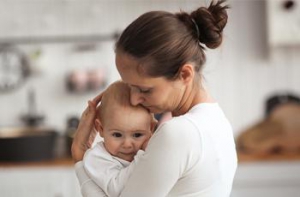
[116,52,139,68]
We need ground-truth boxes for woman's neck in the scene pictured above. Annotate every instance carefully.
[172,82,214,117]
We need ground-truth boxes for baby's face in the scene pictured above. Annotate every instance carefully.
[101,106,152,162]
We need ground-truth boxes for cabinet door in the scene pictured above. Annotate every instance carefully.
[232,186,300,197]
[231,161,300,197]
[0,167,81,197]
[267,0,300,47]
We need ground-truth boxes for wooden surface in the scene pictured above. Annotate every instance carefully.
[237,151,300,162]
[0,157,74,168]
[1,152,300,167]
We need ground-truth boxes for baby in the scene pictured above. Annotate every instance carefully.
[83,81,156,197]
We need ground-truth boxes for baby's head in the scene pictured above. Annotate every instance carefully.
[95,81,155,162]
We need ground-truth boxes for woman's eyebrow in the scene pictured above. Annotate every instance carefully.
[130,84,151,89]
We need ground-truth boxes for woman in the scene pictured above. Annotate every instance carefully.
[72,0,237,196]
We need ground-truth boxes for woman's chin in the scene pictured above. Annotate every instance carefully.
[144,106,156,112]
[149,108,165,114]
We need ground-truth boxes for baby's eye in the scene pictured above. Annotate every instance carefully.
[133,133,143,138]
[112,132,122,138]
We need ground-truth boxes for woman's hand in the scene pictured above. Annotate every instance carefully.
[71,92,104,162]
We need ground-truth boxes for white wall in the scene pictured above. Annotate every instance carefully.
[0,0,299,137]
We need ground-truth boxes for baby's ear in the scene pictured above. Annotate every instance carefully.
[95,118,104,137]
[150,114,158,133]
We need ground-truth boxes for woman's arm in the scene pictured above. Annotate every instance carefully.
[72,92,103,162]
[120,121,195,197]
[83,144,144,197]
[72,92,107,196]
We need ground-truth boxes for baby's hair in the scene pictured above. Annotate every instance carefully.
[96,81,152,125]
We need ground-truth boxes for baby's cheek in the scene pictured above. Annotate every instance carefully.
[136,142,143,149]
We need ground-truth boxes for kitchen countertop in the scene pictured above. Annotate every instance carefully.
[1,152,300,167]
[237,151,300,162]
[0,157,74,167]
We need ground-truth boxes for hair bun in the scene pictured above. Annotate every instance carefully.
[191,0,229,49]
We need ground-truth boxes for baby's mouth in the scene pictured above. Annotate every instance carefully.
[121,152,134,155]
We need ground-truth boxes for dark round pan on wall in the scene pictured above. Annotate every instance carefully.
[0,127,57,162]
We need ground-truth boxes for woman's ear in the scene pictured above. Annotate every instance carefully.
[95,118,104,137]
[179,64,194,84]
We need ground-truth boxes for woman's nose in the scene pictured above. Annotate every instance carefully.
[130,89,144,106]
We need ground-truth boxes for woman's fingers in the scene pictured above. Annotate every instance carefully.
[78,102,97,137]
[92,91,105,105]
[72,101,98,162]
[87,128,98,148]
[71,90,106,162]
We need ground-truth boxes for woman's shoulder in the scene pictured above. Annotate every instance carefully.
[158,114,195,130]
[148,114,203,159]
[154,115,199,141]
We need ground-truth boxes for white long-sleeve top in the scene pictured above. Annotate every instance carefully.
[82,141,143,197]
[75,161,108,197]
[75,103,238,197]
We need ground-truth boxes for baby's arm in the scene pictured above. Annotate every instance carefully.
[83,143,143,197]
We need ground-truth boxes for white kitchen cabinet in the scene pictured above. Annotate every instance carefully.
[0,166,81,197]
[267,0,300,47]
[231,161,300,197]
[1,161,300,197]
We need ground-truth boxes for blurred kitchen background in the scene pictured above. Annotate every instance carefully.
[0,0,300,196]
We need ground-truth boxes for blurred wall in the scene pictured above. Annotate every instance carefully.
[0,0,299,136]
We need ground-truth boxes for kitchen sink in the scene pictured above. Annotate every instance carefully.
[0,127,57,162]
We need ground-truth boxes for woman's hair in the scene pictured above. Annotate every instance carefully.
[115,0,229,79]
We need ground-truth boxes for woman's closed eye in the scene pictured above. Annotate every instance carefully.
[130,85,152,94]
[138,88,151,94]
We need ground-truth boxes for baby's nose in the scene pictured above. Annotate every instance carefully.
[123,138,134,148]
